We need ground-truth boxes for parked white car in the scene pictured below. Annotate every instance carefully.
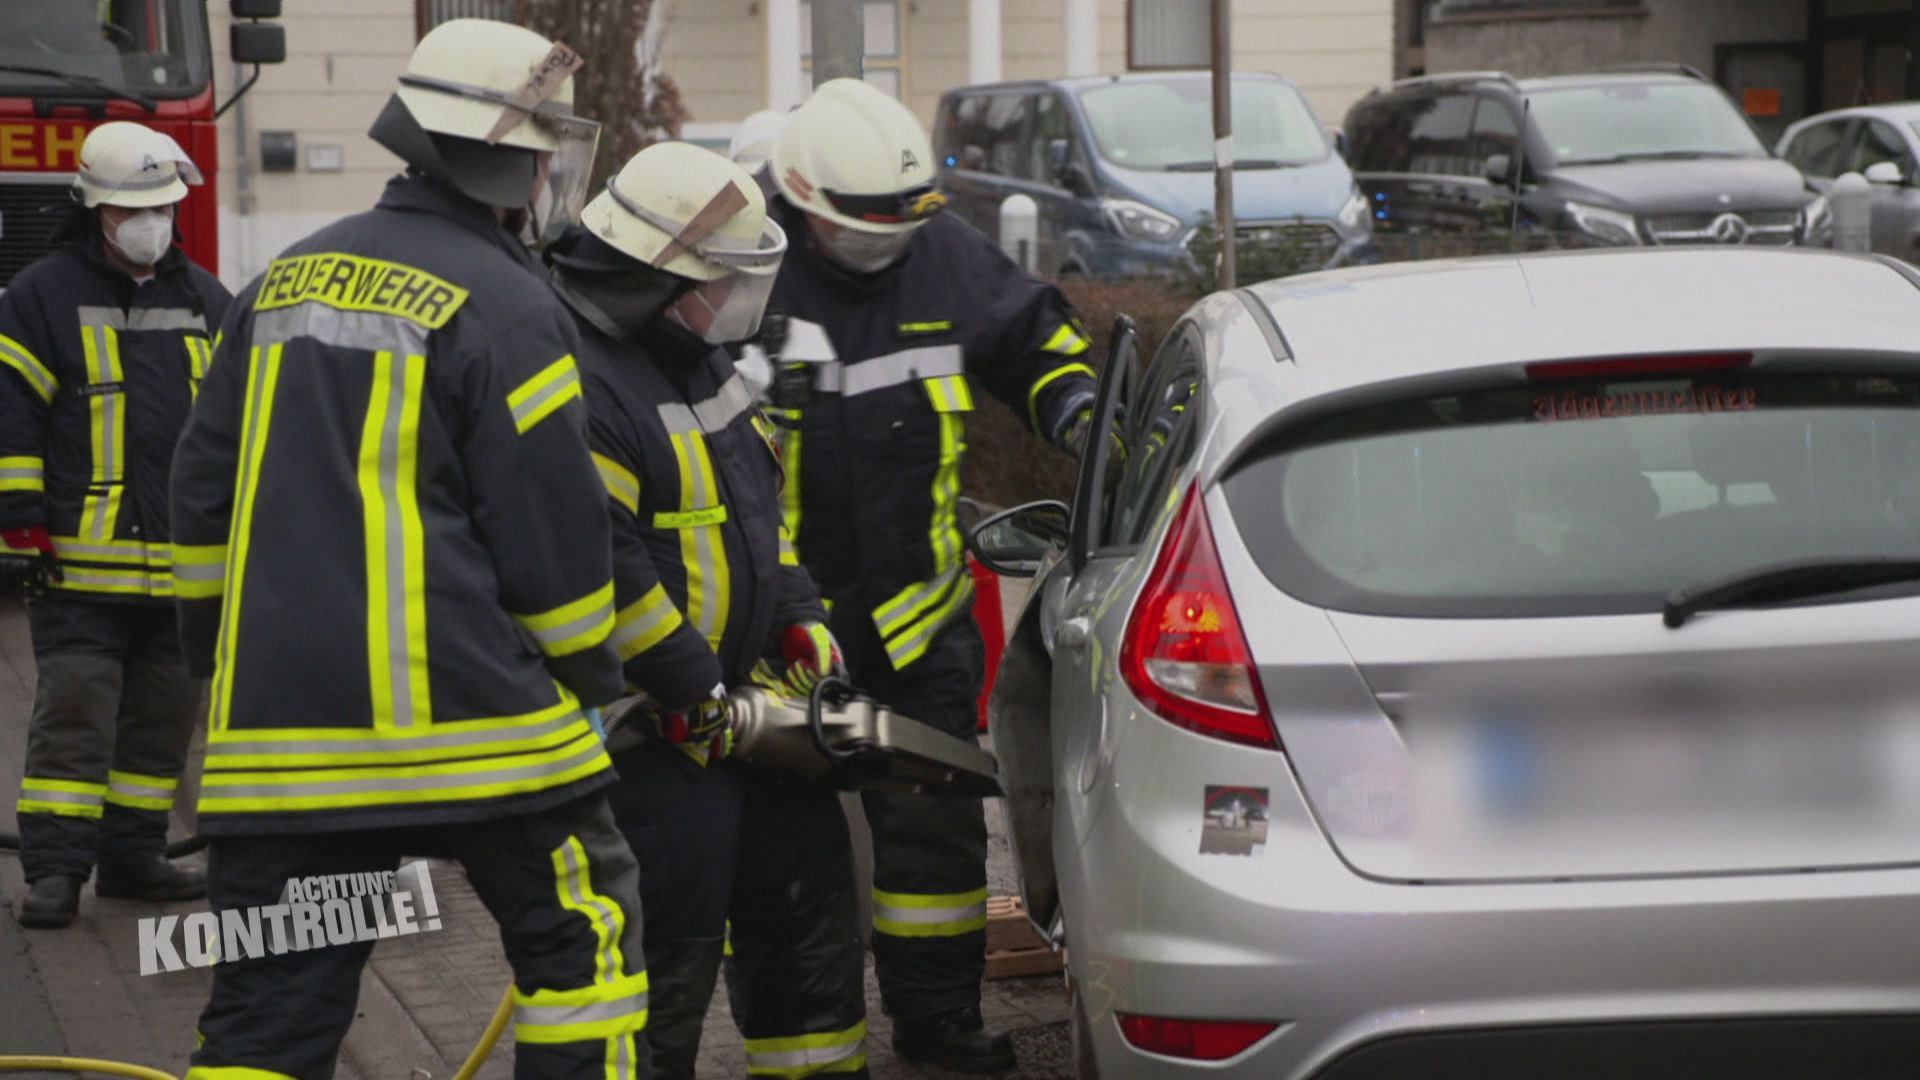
[1778,102,1920,260]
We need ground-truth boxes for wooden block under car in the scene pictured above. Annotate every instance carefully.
[985,895,1063,980]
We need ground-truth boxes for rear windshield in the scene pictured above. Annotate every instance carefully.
[1225,366,1920,618]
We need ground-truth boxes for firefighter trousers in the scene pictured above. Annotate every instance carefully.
[16,594,202,883]
[837,612,990,1022]
[188,794,651,1080]
[604,742,867,1079]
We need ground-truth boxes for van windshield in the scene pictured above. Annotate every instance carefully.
[1224,366,1920,618]
[0,0,210,99]
[1077,78,1327,170]
[1530,81,1769,165]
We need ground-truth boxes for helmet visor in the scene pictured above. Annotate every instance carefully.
[687,268,780,345]
[532,120,600,244]
[604,177,788,275]
[821,183,947,226]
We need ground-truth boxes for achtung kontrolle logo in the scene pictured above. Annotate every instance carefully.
[138,861,443,976]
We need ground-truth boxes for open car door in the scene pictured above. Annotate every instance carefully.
[980,316,1136,940]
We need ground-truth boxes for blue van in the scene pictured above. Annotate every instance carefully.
[932,71,1377,278]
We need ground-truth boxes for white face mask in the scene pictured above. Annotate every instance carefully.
[107,210,174,268]
[818,225,916,274]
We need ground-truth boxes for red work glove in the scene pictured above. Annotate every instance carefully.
[780,621,845,696]
[656,684,734,765]
[0,525,59,594]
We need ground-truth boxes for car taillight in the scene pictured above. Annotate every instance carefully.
[1116,1014,1277,1061]
[1118,484,1277,749]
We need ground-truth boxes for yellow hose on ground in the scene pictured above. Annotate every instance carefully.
[452,987,515,1080]
[0,1057,179,1080]
[0,983,515,1080]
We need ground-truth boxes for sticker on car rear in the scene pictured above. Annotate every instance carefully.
[1201,786,1269,856]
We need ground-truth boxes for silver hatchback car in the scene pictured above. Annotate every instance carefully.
[972,248,1920,1078]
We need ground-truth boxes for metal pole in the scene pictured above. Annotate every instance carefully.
[811,0,864,87]
[1211,0,1235,290]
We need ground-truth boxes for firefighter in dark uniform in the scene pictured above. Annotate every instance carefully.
[1,121,232,928]
[756,79,1101,1072]
[168,22,651,1077]
[546,142,869,1079]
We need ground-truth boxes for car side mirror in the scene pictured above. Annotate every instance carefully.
[1046,137,1073,177]
[1485,153,1513,185]
[1059,162,1095,197]
[230,21,286,64]
[966,500,1071,578]
[1865,161,1904,186]
[1328,126,1349,160]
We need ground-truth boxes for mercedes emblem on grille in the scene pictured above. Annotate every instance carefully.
[1708,212,1750,244]
[1717,193,1734,205]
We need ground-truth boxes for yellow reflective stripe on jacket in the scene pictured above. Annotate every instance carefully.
[1026,360,1096,432]
[875,568,974,670]
[594,452,641,515]
[172,542,228,600]
[0,331,57,403]
[743,1020,867,1078]
[1041,322,1092,356]
[552,835,630,986]
[513,970,650,1044]
[868,376,975,670]
[871,886,989,938]
[50,535,171,565]
[196,734,611,813]
[212,344,285,735]
[0,455,43,493]
[671,432,730,649]
[18,776,107,819]
[185,1069,298,1080]
[105,769,178,811]
[778,524,800,567]
[653,505,728,529]
[516,581,617,659]
[51,565,176,598]
[203,703,594,769]
[359,349,433,730]
[774,410,803,548]
[610,583,684,661]
[185,335,215,401]
[508,355,583,435]
[79,317,126,541]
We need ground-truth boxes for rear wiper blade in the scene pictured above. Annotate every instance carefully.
[0,64,156,111]
[1615,150,1748,161]
[1663,557,1920,628]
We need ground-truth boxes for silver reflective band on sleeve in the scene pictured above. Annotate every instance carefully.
[74,306,210,334]
[521,597,616,653]
[610,599,678,658]
[838,345,964,398]
[514,991,651,1031]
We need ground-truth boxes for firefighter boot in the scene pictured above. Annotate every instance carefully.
[96,855,207,901]
[19,874,85,929]
[892,1006,1017,1073]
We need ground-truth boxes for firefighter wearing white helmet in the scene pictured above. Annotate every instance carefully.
[1,119,230,930]
[543,140,866,1079]
[754,78,1100,1073]
[173,21,648,1078]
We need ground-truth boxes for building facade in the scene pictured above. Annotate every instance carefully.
[208,0,1391,288]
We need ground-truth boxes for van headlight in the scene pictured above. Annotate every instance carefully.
[1338,189,1373,230]
[1564,201,1642,246]
[1801,194,1833,247]
[1102,199,1183,242]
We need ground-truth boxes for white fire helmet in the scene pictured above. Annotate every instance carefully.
[392,19,601,228]
[581,142,787,342]
[728,109,790,172]
[73,122,202,209]
[770,78,947,237]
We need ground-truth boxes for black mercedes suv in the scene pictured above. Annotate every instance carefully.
[1341,67,1831,248]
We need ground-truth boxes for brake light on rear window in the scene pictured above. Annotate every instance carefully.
[1116,1014,1278,1061]
[1118,485,1277,749]
[1524,351,1751,381]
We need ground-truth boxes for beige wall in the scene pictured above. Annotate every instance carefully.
[668,1,767,132]
[209,1,414,287]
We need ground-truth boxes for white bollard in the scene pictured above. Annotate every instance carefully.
[1000,193,1038,272]
[1832,172,1872,253]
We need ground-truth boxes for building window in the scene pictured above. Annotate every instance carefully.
[415,0,524,39]
[1130,0,1210,70]
[1432,0,1643,21]
[801,0,907,101]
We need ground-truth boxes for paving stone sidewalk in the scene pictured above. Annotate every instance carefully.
[0,599,1071,1078]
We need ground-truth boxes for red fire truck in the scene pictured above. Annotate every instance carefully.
[0,0,283,287]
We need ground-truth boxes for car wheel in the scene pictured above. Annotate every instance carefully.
[1070,971,1102,1080]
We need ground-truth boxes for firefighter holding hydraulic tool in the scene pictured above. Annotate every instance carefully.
[544,142,869,1079]
[752,78,1100,1072]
